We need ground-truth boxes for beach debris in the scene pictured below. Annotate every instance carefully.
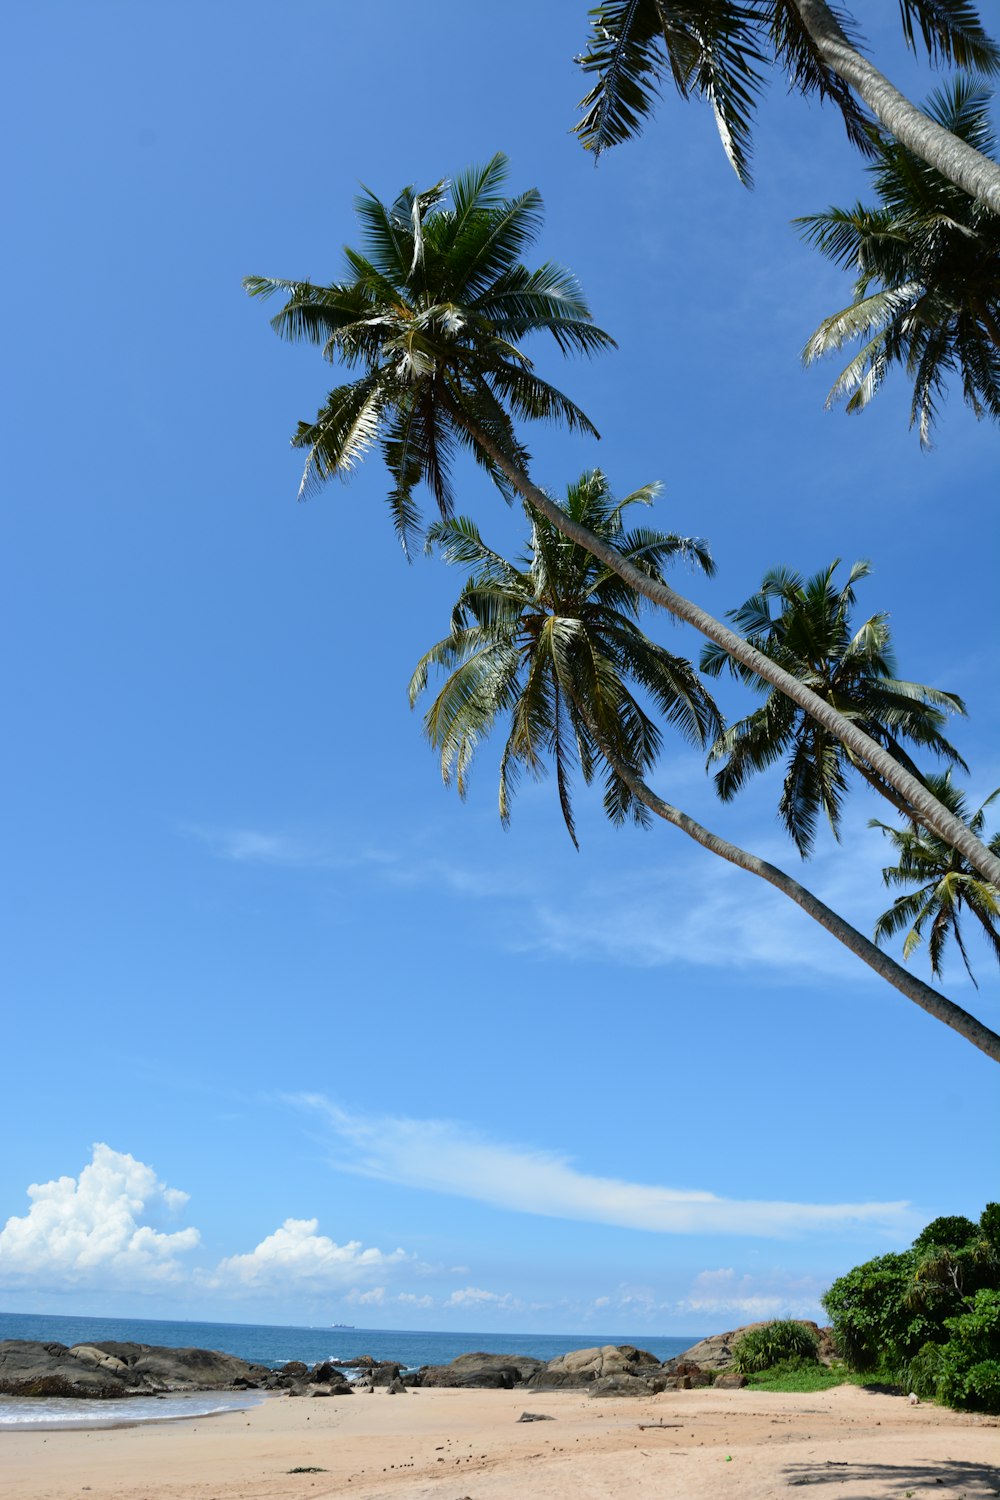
[908,1393,920,1405]
[287,1467,328,1474]
[517,1412,555,1422]
[637,1422,683,1430]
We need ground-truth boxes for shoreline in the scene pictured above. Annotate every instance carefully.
[4,1382,998,1500]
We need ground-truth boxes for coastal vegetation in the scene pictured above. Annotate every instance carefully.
[573,2,1000,208]
[730,1319,820,1373]
[798,77,1000,443]
[823,1202,1000,1410]
[245,149,1000,1059]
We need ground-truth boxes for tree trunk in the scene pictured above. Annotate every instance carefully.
[588,721,1000,1062]
[792,0,1000,213]
[444,395,1000,888]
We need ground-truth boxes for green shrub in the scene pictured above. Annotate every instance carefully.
[822,1251,934,1372]
[913,1216,979,1252]
[936,1290,1000,1414]
[823,1204,1000,1412]
[899,1341,946,1400]
[731,1321,819,1374]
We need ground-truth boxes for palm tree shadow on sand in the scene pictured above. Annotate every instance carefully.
[784,1458,1000,1496]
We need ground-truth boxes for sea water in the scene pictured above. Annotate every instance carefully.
[0,1310,699,1429]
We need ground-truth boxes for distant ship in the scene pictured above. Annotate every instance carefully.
[331,1323,355,1330]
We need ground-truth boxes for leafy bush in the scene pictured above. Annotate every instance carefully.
[822,1251,935,1372]
[936,1290,1000,1413]
[913,1216,979,1252]
[823,1204,1000,1411]
[731,1321,819,1374]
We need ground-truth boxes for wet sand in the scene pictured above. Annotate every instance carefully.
[4,1382,998,1500]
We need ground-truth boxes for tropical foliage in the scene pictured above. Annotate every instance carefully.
[410,496,1000,1059]
[409,471,720,846]
[823,1203,1000,1410]
[244,156,1000,893]
[731,1320,819,1373]
[244,153,613,552]
[871,771,1000,983]
[799,77,1000,444]
[573,1,999,184]
[700,560,966,856]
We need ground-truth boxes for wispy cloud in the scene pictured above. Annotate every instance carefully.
[676,1266,828,1322]
[295,1097,912,1239]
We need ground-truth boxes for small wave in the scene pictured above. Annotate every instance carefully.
[0,1392,264,1431]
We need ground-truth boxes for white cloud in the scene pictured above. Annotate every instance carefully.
[676,1267,828,1322]
[297,1097,913,1239]
[0,1146,413,1300]
[212,1219,407,1290]
[397,1292,434,1308]
[345,1285,387,1306]
[0,1144,199,1288]
[445,1286,518,1309]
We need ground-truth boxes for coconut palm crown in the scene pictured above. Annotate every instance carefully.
[701,560,967,857]
[799,77,1000,444]
[409,471,721,847]
[872,772,1000,984]
[574,1,1000,189]
[244,154,614,552]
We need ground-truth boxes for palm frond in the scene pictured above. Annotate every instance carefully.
[897,0,1000,72]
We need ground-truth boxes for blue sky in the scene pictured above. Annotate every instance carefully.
[2,2,997,1336]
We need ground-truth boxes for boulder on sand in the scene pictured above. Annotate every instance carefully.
[0,1341,273,1399]
[527,1345,661,1392]
[411,1352,544,1389]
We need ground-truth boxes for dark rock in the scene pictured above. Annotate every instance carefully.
[590,1373,657,1398]
[517,1412,555,1422]
[414,1352,543,1390]
[386,1377,407,1394]
[283,1361,309,1377]
[0,1340,272,1400]
[714,1372,748,1389]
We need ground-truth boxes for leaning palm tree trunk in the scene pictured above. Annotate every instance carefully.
[443,393,1000,889]
[792,0,1000,212]
[587,720,1000,1062]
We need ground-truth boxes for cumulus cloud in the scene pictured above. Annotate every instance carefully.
[0,1144,199,1288]
[0,1146,413,1300]
[295,1097,912,1239]
[397,1292,434,1308]
[212,1219,407,1290]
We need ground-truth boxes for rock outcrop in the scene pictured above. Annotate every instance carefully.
[413,1352,544,1389]
[663,1321,835,1373]
[0,1341,352,1400]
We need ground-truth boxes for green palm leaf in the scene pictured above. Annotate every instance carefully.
[411,470,718,844]
[703,560,966,855]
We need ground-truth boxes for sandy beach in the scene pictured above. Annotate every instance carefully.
[4,1383,997,1500]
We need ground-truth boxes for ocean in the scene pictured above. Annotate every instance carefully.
[0,1311,700,1429]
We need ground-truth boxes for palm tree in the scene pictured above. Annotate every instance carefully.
[799,77,1000,444]
[872,772,1000,985]
[409,470,722,847]
[244,156,1000,888]
[701,560,967,857]
[573,1,1000,210]
[410,480,1000,1060]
